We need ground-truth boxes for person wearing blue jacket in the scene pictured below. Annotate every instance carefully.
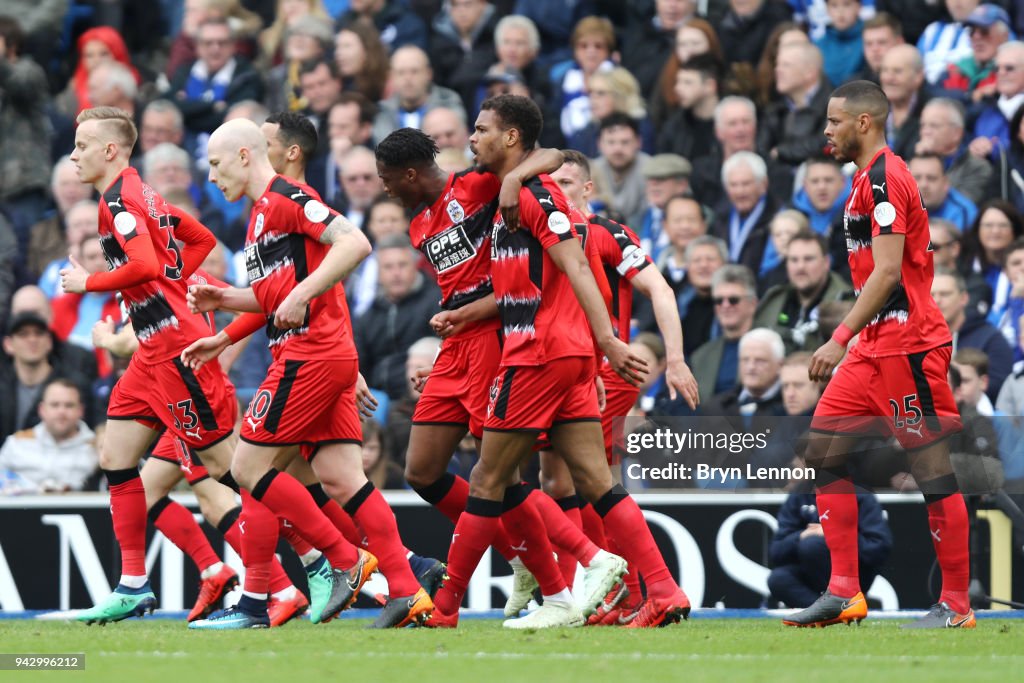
[814,1,867,87]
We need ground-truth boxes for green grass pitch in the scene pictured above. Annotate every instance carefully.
[2,617,1022,683]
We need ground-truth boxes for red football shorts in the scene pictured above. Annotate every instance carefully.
[484,356,601,432]
[150,433,211,485]
[414,328,502,439]
[108,356,235,450]
[240,357,362,453]
[600,365,640,465]
[812,343,961,449]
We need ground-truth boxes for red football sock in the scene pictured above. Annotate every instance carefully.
[502,485,567,597]
[816,474,860,598]
[418,473,517,560]
[580,503,609,549]
[927,492,971,613]
[435,497,502,614]
[553,542,578,588]
[150,497,219,572]
[306,483,365,547]
[218,508,293,594]
[531,491,598,565]
[346,483,419,596]
[607,534,643,604]
[106,468,147,577]
[278,519,314,556]
[251,469,358,569]
[239,490,279,596]
[558,498,584,531]
[596,486,676,600]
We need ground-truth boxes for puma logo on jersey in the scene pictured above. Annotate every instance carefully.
[538,196,554,206]
[290,191,306,200]
[872,181,886,193]
[108,197,124,209]
[185,429,201,440]
[247,417,262,432]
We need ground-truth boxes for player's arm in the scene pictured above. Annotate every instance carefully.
[808,232,905,381]
[431,294,498,338]
[274,214,371,329]
[500,148,566,231]
[187,283,264,314]
[181,311,265,370]
[547,238,648,385]
[91,317,139,357]
[170,210,217,279]
[631,267,699,408]
[61,235,161,294]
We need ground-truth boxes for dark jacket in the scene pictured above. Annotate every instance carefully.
[655,108,715,160]
[769,491,892,568]
[758,79,832,167]
[354,274,442,401]
[168,56,264,134]
[753,271,853,353]
[0,364,95,443]
[956,315,1015,402]
[711,193,779,275]
[429,5,499,115]
[337,0,429,52]
[691,146,794,210]
[888,89,930,160]
[619,17,677,98]
[0,55,52,201]
[718,0,794,67]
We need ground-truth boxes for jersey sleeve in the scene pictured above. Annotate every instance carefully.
[519,176,578,250]
[462,168,502,197]
[169,206,216,279]
[592,216,651,280]
[868,158,914,238]
[269,177,342,242]
[103,185,151,248]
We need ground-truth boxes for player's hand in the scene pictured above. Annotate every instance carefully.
[666,358,699,410]
[355,372,378,418]
[808,338,846,382]
[180,334,230,371]
[59,254,89,294]
[602,337,648,386]
[595,374,607,412]
[968,136,994,159]
[800,523,824,540]
[91,315,117,350]
[187,284,225,314]
[273,290,309,330]
[411,366,431,394]
[499,172,524,232]
[430,310,465,339]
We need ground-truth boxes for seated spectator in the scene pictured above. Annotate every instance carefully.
[760,42,831,167]
[947,359,1005,497]
[436,148,473,174]
[938,3,1009,105]
[650,18,724,130]
[929,217,992,319]
[701,326,786,418]
[337,0,429,53]
[588,113,650,222]
[143,143,235,246]
[372,45,466,143]
[88,62,140,124]
[632,332,670,416]
[298,58,344,157]
[752,22,809,108]
[421,106,470,152]
[754,229,852,352]
[759,209,809,293]
[38,200,99,300]
[481,14,551,115]
[567,66,655,158]
[655,195,709,292]
[258,0,331,68]
[385,335,441,467]
[814,0,867,88]
[915,98,995,205]
[138,100,187,158]
[355,235,441,401]
[8,286,98,383]
[969,40,1024,162]
[689,264,759,404]
[879,43,929,159]
[917,0,978,85]
[850,11,905,83]
[26,157,92,285]
[55,26,141,117]
[910,153,978,233]
[333,18,390,104]
[168,0,262,77]
[768,486,892,607]
[0,379,98,493]
[674,234,727,357]
[791,154,851,236]
[711,151,777,275]
[657,54,721,161]
[429,0,499,114]
[362,418,406,489]
[620,0,696,98]
[554,16,616,145]
[633,154,692,263]
[264,15,333,115]
[995,366,1024,488]
[988,237,1024,359]
[331,145,384,225]
[963,199,1024,300]
[310,92,379,196]
[347,195,412,317]
[932,266,1013,401]
[718,0,794,71]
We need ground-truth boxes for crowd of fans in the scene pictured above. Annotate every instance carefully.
[3,0,1024,496]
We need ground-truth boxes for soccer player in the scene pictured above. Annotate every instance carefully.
[426,95,690,629]
[783,80,972,629]
[62,107,241,625]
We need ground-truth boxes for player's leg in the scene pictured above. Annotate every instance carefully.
[538,450,584,587]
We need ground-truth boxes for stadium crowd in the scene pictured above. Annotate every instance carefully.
[2,0,1024,496]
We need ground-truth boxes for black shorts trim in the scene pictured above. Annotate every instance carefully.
[187,474,211,486]
[551,417,602,426]
[108,414,162,422]
[239,435,308,448]
[807,427,872,437]
[482,427,543,434]
[903,433,956,453]
[907,347,942,433]
[265,359,304,434]
[305,438,363,463]
[173,358,220,431]
[147,454,180,466]
[411,420,470,428]
[195,429,234,451]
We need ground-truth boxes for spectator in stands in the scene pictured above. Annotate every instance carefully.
[168,17,265,136]
[621,0,696,98]
[38,200,99,300]
[385,336,441,468]
[969,40,1024,162]
[429,0,499,114]
[138,100,186,157]
[589,113,650,222]
[26,158,93,285]
[422,106,470,152]
[718,0,794,70]
[632,331,671,416]
[483,15,549,113]
[909,153,978,232]
[768,485,891,607]
[963,199,1024,298]
[815,0,866,88]
[327,92,377,153]
[143,143,232,245]
[0,378,98,493]
[88,62,140,122]
[674,235,727,357]
[362,418,406,489]
[355,235,441,401]
[752,22,808,108]
[932,266,1013,400]
[633,154,692,264]
[712,151,777,275]
[0,312,94,441]
[264,15,333,114]
[759,209,810,293]
[298,58,343,155]
[657,54,721,161]
[850,12,905,83]
[938,3,1010,105]
[333,145,383,226]
[347,195,411,318]
[760,42,830,167]
[337,0,429,52]
[168,0,262,77]
[0,16,54,250]
[55,26,141,117]
[333,18,390,104]
[915,98,995,204]
[689,264,759,404]
[259,0,330,66]
[656,194,709,293]
[1004,104,1024,214]
[567,66,654,158]
[917,0,978,85]
[0,1,64,79]
[555,16,616,145]
[650,18,724,130]
[754,229,852,352]
[373,45,466,143]
[880,44,929,159]
[791,155,851,236]
[9,286,98,384]
[987,237,1024,360]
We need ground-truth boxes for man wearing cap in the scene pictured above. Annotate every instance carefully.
[939,3,1012,105]
[632,153,692,265]
[0,312,93,442]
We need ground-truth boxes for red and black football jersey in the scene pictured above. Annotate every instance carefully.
[842,147,950,356]
[244,175,357,361]
[98,168,212,364]
[409,167,501,336]
[583,214,651,342]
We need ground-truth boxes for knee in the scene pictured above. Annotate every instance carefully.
[230,456,260,491]
[405,459,443,491]
[468,462,503,499]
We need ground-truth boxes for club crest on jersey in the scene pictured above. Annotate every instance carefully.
[253,213,265,238]
[446,199,465,224]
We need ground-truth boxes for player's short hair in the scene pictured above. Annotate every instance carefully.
[632,331,665,363]
[685,234,727,264]
[953,348,989,377]
[786,228,829,257]
[711,264,757,297]
[863,11,902,36]
[265,111,318,162]
[782,351,814,369]
[933,265,967,292]
[598,111,640,137]
[40,377,82,404]
[831,80,890,123]
[739,328,786,362]
[76,106,139,150]
[560,149,591,179]
[480,94,543,150]
[375,128,439,168]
